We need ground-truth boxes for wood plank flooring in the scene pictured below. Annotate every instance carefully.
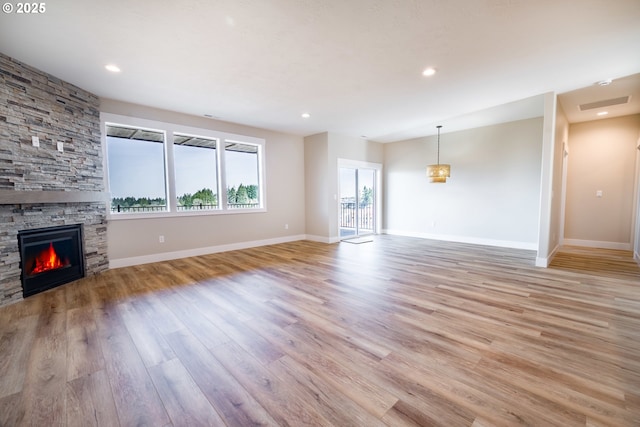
[0,236,639,426]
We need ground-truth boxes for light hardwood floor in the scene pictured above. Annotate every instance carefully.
[0,236,639,426]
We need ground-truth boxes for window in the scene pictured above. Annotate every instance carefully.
[105,125,167,213]
[174,134,219,211]
[102,114,265,217]
[224,141,261,209]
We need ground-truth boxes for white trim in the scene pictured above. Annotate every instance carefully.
[337,158,383,171]
[535,256,549,267]
[109,235,306,268]
[304,234,340,244]
[562,239,631,251]
[382,229,538,251]
[535,92,557,265]
[106,206,267,221]
[536,242,560,267]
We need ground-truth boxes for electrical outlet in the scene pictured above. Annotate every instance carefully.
[284,223,289,230]
[159,235,165,243]
[31,136,39,147]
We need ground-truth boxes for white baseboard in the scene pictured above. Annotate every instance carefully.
[305,234,329,244]
[304,234,341,244]
[382,229,538,251]
[563,239,631,251]
[535,242,560,268]
[535,257,549,268]
[109,234,307,268]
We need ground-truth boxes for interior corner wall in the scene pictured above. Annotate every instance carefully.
[534,92,558,267]
[383,118,543,249]
[304,132,384,242]
[564,114,640,249]
[304,132,330,241]
[101,99,306,265]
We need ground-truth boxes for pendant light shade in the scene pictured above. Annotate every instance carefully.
[426,125,450,183]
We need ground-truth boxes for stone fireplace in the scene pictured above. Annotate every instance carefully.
[0,52,108,307]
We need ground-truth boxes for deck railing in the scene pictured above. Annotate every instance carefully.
[111,205,167,213]
[340,202,374,230]
[227,203,260,209]
[177,204,218,211]
[111,202,259,213]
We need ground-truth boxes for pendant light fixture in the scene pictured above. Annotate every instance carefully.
[426,125,450,183]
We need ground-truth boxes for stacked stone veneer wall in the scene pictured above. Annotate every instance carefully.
[0,52,108,307]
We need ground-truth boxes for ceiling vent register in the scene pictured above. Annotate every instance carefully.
[579,96,630,111]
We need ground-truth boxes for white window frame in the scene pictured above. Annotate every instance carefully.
[222,138,264,210]
[173,131,221,213]
[101,113,267,220]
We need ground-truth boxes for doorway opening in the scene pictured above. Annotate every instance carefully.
[338,160,380,240]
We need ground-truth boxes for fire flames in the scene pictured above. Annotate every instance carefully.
[31,243,69,274]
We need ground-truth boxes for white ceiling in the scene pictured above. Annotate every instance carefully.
[1,0,639,142]
[558,73,640,124]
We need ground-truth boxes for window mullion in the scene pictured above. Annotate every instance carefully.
[219,139,228,210]
[258,144,265,209]
[165,129,177,212]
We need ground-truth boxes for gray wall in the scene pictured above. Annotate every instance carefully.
[304,132,330,239]
[383,118,543,248]
[328,133,384,241]
[304,132,384,242]
[100,99,306,266]
[551,101,570,255]
[564,114,640,249]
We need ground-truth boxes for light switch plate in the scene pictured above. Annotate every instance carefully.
[31,136,39,147]
[57,141,64,152]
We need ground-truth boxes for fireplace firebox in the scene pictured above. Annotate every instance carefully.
[18,224,85,297]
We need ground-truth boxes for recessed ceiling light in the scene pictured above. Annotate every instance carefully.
[105,64,121,73]
[422,67,436,77]
[597,79,612,86]
[597,111,609,116]
[301,113,310,119]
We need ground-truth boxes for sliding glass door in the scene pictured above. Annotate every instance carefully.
[339,166,376,238]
